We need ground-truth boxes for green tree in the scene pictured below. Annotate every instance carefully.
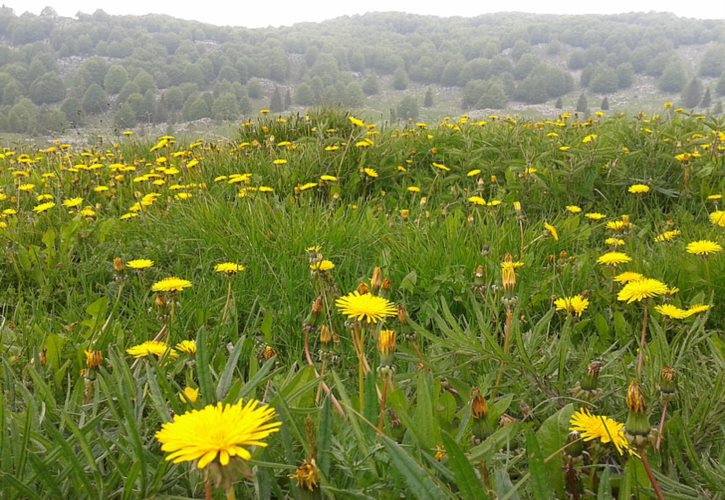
[212,92,240,120]
[576,94,588,113]
[60,97,84,125]
[2,79,23,105]
[423,88,433,107]
[182,94,211,121]
[134,70,156,94]
[600,96,609,110]
[104,65,128,94]
[589,64,619,94]
[295,82,315,106]
[681,77,703,108]
[476,81,508,109]
[392,68,408,90]
[701,87,711,108]
[699,45,725,78]
[713,101,723,114]
[554,97,563,109]
[362,73,380,96]
[80,57,109,87]
[113,103,137,129]
[247,78,263,99]
[8,98,38,133]
[29,72,66,105]
[82,83,108,115]
[36,107,67,134]
[343,82,364,107]
[658,61,688,93]
[616,63,635,89]
[397,95,418,120]
[269,86,283,112]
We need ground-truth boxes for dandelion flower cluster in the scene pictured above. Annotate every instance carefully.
[155,399,282,469]
[554,295,589,317]
[152,277,193,293]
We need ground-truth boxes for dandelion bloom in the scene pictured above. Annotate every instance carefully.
[585,212,606,221]
[363,168,378,178]
[685,304,710,316]
[544,222,558,241]
[554,295,589,317]
[467,169,481,177]
[62,197,83,208]
[685,240,722,256]
[310,260,335,272]
[596,252,632,267]
[605,237,625,247]
[126,259,154,270]
[33,202,55,213]
[467,196,486,206]
[617,279,668,303]
[628,184,650,194]
[214,262,246,275]
[613,271,644,284]
[569,408,630,455]
[126,340,177,359]
[655,230,681,243]
[566,205,582,214]
[709,211,725,227]
[152,277,193,293]
[155,399,282,469]
[654,304,689,319]
[179,387,199,403]
[175,340,197,355]
[407,186,421,193]
[289,459,320,492]
[335,291,396,324]
[378,329,397,356]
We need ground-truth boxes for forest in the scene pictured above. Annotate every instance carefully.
[0,7,724,134]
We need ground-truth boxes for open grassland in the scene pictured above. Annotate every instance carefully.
[0,108,723,498]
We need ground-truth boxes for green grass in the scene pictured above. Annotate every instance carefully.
[0,108,723,498]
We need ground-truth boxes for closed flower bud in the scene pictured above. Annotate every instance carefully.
[626,379,646,415]
[470,388,488,419]
[113,257,124,272]
[625,379,651,438]
[84,349,103,370]
[356,282,369,295]
[659,366,676,395]
[319,325,332,345]
[311,295,323,315]
[378,329,396,367]
[371,267,383,293]
[581,361,603,391]
[397,304,408,325]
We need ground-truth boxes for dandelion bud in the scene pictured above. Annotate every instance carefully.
[625,379,651,438]
[499,414,517,427]
[356,282,369,295]
[434,444,446,462]
[473,265,485,287]
[179,386,199,404]
[319,325,332,345]
[311,295,323,315]
[113,257,124,273]
[470,388,488,420]
[84,349,103,370]
[581,361,603,391]
[397,304,408,325]
[513,201,522,213]
[559,250,568,260]
[378,329,396,367]
[38,349,47,366]
[501,253,516,294]
[659,366,676,395]
[371,267,383,293]
[289,458,320,492]
[381,278,391,292]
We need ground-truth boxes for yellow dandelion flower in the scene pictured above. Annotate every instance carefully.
[289,458,320,492]
[310,260,335,272]
[613,271,644,284]
[155,399,282,469]
[585,212,606,221]
[544,222,558,241]
[605,237,625,247]
[214,262,246,275]
[432,162,450,172]
[569,408,631,455]
[126,340,177,359]
[655,230,681,243]
[335,291,397,324]
[628,184,650,194]
[654,304,689,319]
[685,304,710,316]
[126,259,154,270]
[407,186,421,193]
[582,134,597,144]
[175,340,197,355]
[467,169,481,177]
[554,295,589,317]
[709,211,725,227]
[363,168,378,178]
[467,196,486,206]
[597,252,632,267]
[686,240,722,256]
[152,277,193,293]
[378,329,397,357]
[566,205,582,214]
[617,279,668,303]
[33,201,55,213]
[179,387,199,404]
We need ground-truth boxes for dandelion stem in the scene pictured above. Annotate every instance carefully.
[640,450,665,500]
[221,279,233,323]
[303,328,344,417]
[378,377,388,432]
[493,306,514,398]
[637,304,649,378]
[656,400,669,451]
[205,479,212,500]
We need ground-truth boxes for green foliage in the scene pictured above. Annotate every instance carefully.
[29,72,66,105]
[658,60,688,93]
[397,95,418,120]
[103,64,129,94]
[81,83,108,115]
[681,78,704,109]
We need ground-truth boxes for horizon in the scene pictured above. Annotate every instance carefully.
[4,1,724,29]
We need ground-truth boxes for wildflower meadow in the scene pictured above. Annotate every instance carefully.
[0,107,723,498]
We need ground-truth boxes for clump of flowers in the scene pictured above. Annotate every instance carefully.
[554,294,589,317]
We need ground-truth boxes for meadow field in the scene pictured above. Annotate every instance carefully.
[0,107,723,498]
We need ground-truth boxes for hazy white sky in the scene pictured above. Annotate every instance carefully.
[5,0,724,28]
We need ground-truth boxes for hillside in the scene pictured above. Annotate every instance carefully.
[1,8,724,135]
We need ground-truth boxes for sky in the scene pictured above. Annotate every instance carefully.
[5,0,724,28]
